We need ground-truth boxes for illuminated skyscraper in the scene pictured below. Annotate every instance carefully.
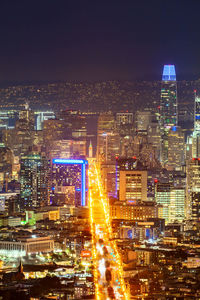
[155,182,185,223]
[116,112,133,126]
[192,94,200,158]
[160,64,177,129]
[147,119,161,161]
[194,94,200,134]
[167,127,185,171]
[97,112,120,163]
[186,158,200,221]
[20,154,50,210]
[3,107,35,157]
[136,110,152,132]
[160,65,178,165]
[116,158,147,202]
[51,158,88,206]
[34,111,55,130]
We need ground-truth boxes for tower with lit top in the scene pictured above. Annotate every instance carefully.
[160,64,177,130]
[160,65,178,166]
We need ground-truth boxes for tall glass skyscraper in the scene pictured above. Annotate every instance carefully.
[160,65,177,130]
[20,154,50,210]
[160,65,178,165]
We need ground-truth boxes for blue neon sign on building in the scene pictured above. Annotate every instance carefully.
[52,158,88,206]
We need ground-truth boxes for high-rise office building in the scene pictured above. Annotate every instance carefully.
[116,112,133,126]
[191,95,200,158]
[101,163,116,198]
[160,65,178,166]
[147,114,161,161]
[97,112,120,163]
[51,158,88,207]
[155,182,171,223]
[117,158,147,203]
[136,111,152,132]
[3,118,35,157]
[186,135,193,161]
[0,110,18,131]
[49,139,86,160]
[116,157,147,199]
[34,111,55,130]
[186,158,200,221]
[160,65,177,129]
[57,110,87,139]
[169,188,185,223]
[116,112,134,140]
[119,169,147,203]
[0,145,14,190]
[155,182,185,224]
[167,127,185,171]
[194,95,200,134]
[20,154,50,210]
[19,103,35,131]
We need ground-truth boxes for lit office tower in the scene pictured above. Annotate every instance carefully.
[160,65,177,128]
[160,65,177,165]
[51,159,88,207]
[194,94,200,133]
[0,110,18,131]
[155,182,185,223]
[34,111,55,130]
[192,95,200,158]
[49,139,86,161]
[20,154,50,210]
[3,106,35,157]
[147,120,161,161]
[167,127,185,171]
[58,110,87,139]
[116,112,133,126]
[169,188,185,223]
[0,145,14,190]
[97,112,120,163]
[136,111,152,132]
[186,158,200,221]
[116,112,134,138]
[119,170,147,203]
[116,158,147,202]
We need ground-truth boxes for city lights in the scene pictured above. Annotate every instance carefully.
[0,0,199,297]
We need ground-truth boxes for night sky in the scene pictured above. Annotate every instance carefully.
[0,0,200,83]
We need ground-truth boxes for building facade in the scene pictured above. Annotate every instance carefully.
[186,158,200,221]
[51,158,88,206]
[160,65,178,166]
[20,154,50,210]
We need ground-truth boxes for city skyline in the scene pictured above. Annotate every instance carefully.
[1,2,200,299]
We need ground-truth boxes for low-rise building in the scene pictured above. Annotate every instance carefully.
[110,201,158,221]
[0,235,54,256]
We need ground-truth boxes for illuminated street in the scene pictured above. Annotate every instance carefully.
[89,161,129,300]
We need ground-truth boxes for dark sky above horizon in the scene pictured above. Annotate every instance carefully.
[0,0,200,83]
